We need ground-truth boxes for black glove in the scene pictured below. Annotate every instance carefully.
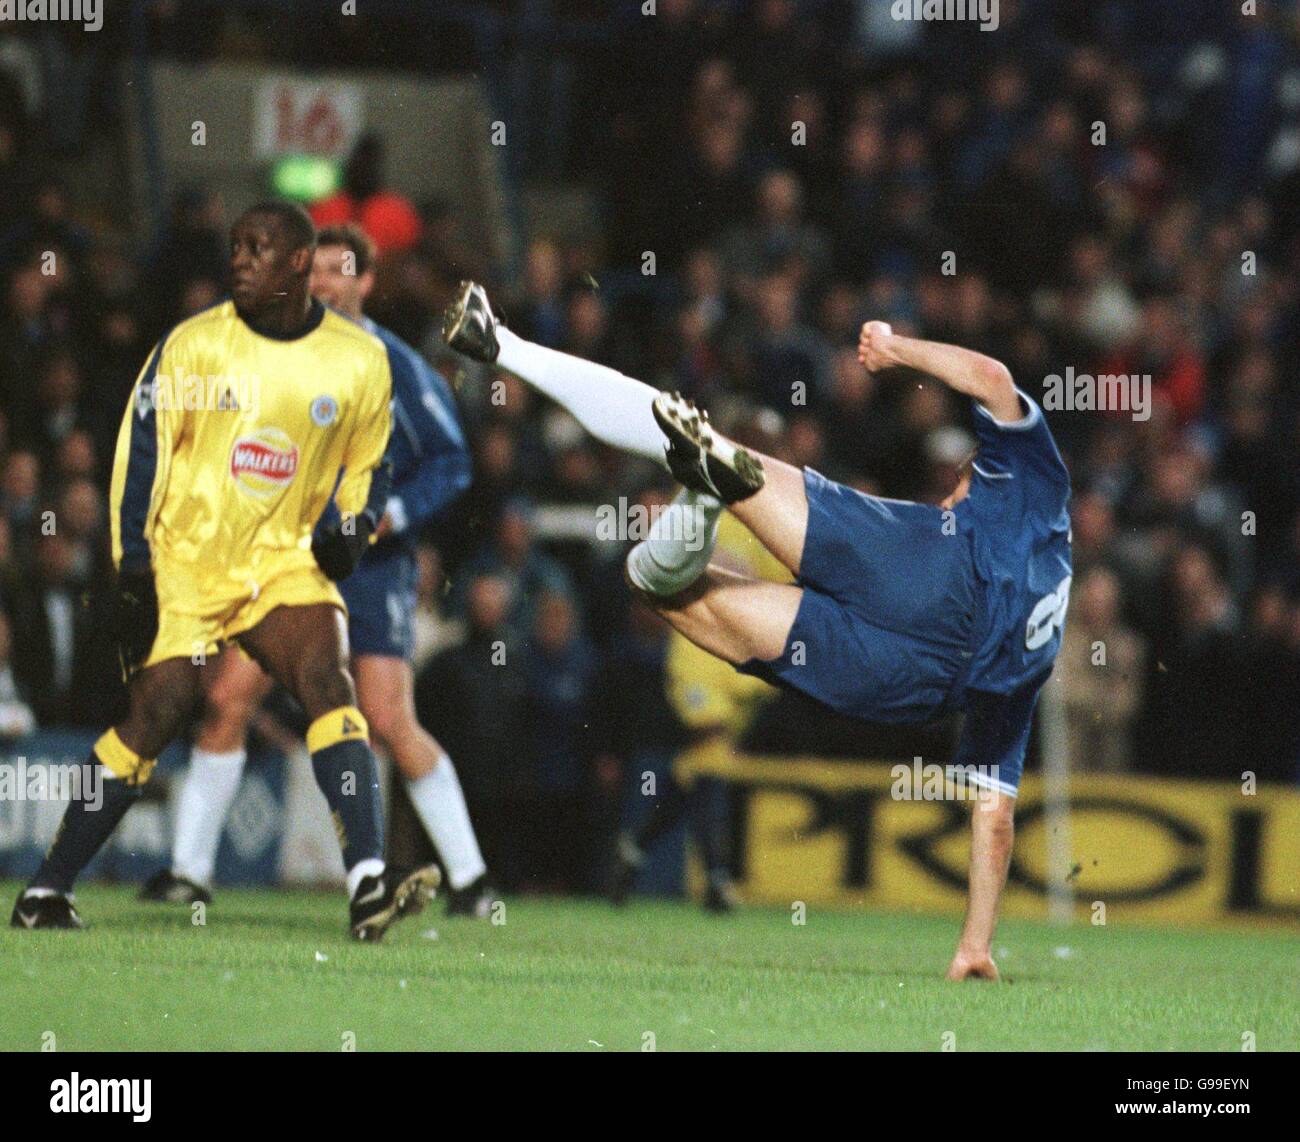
[113,566,159,679]
[312,512,375,581]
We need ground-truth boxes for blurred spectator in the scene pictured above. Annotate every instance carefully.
[451,496,575,642]
[1138,545,1245,779]
[417,573,529,890]
[0,610,35,739]
[7,529,116,727]
[1056,567,1145,773]
[721,169,832,303]
[521,590,599,892]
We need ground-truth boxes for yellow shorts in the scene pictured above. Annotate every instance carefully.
[145,556,344,668]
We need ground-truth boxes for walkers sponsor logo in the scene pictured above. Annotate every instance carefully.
[50,1073,151,1123]
[1042,367,1152,422]
[0,759,102,811]
[891,0,998,32]
[230,427,299,498]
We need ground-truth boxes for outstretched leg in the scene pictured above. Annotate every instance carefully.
[445,284,813,579]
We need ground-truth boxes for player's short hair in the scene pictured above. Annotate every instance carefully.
[241,199,317,253]
[316,222,377,277]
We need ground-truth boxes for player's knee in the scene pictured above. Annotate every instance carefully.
[201,687,257,747]
[361,699,407,752]
[296,659,356,720]
[125,682,193,759]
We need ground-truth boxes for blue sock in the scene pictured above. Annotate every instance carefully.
[32,740,150,893]
[307,707,384,872]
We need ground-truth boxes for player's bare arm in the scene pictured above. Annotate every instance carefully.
[858,321,1022,423]
[947,793,1017,982]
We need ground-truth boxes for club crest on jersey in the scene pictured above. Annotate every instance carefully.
[310,394,339,427]
[230,427,299,498]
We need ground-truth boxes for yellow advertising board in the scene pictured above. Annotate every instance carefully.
[681,747,1300,927]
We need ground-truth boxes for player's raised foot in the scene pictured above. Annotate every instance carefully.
[138,869,212,905]
[703,872,739,915]
[652,391,765,504]
[349,864,441,943]
[445,873,498,919]
[441,280,500,363]
[10,890,84,930]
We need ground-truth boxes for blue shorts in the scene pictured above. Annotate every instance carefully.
[737,468,979,724]
[340,548,417,659]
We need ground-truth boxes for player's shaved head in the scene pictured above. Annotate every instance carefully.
[240,199,317,254]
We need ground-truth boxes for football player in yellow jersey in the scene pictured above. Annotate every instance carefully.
[10,201,439,940]
[611,512,785,912]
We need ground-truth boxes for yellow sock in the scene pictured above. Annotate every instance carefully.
[94,728,157,786]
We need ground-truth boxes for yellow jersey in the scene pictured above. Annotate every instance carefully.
[110,299,392,615]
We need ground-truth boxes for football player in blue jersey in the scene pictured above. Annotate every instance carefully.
[444,284,1071,979]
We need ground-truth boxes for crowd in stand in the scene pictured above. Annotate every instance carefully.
[1,2,1298,889]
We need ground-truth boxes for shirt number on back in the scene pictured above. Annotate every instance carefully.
[1025,576,1071,651]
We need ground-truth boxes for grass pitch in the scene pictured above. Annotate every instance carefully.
[1,881,1296,1051]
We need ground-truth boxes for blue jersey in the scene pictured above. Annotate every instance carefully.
[950,389,1072,794]
[316,315,471,554]
[736,385,1070,796]
[360,316,471,549]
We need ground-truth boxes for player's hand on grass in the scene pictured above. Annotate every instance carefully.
[112,566,159,678]
[946,946,1001,982]
[312,512,375,581]
[857,320,899,373]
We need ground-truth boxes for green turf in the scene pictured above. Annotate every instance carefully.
[1,881,1296,1051]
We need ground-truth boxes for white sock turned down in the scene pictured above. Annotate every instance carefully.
[406,754,487,891]
[494,326,669,468]
[625,487,724,597]
[172,746,247,887]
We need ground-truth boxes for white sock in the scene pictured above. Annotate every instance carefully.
[172,747,246,887]
[347,857,386,899]
[407,755,487,890]
[625,488,723,596]
[495,326,668,467]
